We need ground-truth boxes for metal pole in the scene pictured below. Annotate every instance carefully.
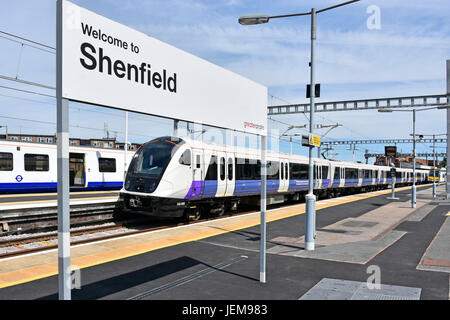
[446,60,450,199]
[305,8,316,251]
[290,136,292,155]
[124,111,128,180]
[56,0,71,300]
[173,119,179,137]
[260,134,267,283]
[433,134,436,198]
[412,109,416,208]
[392,177,396,199]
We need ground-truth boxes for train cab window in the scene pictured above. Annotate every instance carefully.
[24,154,49,171]
[220,157,226,181]
[228,158,233,181]
[98,157,116,172]
[322,166,329,179]
[0,152,13,171]
[205,156,218,180]
[333,167,340,179]
[179,149,191,166]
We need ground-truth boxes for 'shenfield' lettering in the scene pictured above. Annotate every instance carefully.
[79,42,177,93]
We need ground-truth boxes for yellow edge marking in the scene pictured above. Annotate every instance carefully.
[0,190,120,199]
[446,212,450,216]
[0,196,119,206]
[0,184,430,289]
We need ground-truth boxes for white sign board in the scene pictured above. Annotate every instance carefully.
[60,0,267,135]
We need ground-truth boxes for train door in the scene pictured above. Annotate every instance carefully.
[224,153,235,197]
[340,167,345,187]
[278,160,289,193]
[315,164,322,188]
[216,151,227,197]
[69,153,85,187]
[192,149,203,196]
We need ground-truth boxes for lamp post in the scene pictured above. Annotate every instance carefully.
[239,0,359,252]
[378,105,450,207]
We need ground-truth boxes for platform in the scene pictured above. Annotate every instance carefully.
[0,184,448,300]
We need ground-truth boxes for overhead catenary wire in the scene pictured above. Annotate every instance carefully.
[0,30,55,51]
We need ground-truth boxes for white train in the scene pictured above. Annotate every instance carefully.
[119,136,432,220]
[0,140,133,193]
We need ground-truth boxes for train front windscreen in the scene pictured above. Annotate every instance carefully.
[125,137,184,193]
[429,170,440,181]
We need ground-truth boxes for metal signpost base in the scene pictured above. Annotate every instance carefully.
[388,177,399,200]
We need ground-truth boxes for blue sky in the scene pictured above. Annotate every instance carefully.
[0,0,449,162]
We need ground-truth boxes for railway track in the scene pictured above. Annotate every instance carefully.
[0,202,120,236]
[0,207,259,259]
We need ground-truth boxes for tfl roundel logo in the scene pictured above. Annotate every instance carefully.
[16,175,23,182]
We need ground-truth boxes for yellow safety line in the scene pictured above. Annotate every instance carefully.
[0,184,431,289]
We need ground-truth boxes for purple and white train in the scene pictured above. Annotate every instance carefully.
[119,136,431,220]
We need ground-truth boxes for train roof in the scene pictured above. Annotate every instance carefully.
[179,136,430,172]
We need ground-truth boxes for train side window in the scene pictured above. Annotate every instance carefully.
[220,157,225,181]
[333,167,340,179]
[0,152,13,171]
[280,162,284,180]
[196,155,200,169]
[99,157,116,172]
[284,163,288,180]
[24,154,49,171]
[345,168,358,179]
[179,149,191,166]
[322,166,329,179]
[228,158,233,181]
[253,160,261,180]
[205,155,217,180]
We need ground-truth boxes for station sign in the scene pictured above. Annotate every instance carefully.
[59,0,267,135]
[385,146,397,158]
[302,134,321,147]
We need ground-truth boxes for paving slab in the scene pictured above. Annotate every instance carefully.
[299,278,421,300]
[419,216,450,269]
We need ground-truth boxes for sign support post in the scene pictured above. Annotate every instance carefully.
[56,0,71,300]
[446,60,450,199]
[260,135,267,283]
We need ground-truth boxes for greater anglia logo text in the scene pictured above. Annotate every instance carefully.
[244,121,264,131]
